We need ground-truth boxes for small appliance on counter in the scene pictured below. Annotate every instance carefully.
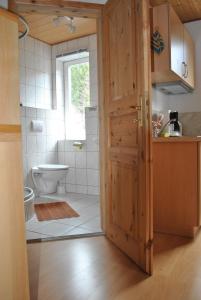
[155,110,182,137]
[168,111,182,137]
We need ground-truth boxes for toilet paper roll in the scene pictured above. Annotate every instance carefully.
[31,120,44,132]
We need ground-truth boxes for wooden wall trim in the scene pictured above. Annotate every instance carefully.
[9,0,103,18]
[0,7,18,22]
[0,124,21,133]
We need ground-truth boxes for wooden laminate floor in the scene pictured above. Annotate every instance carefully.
[27,232,201,300]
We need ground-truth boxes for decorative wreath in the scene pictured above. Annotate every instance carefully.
[151,30,165,54]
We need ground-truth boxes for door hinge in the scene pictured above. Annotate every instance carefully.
[145,239,153,250]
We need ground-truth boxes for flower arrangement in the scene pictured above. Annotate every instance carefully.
[152,113,164,137]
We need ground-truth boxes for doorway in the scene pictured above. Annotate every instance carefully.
[18,9,103,241]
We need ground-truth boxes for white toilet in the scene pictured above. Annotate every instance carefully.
[32,164,69,195]
[24,187,35,222]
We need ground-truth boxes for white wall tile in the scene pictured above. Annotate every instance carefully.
[76,185,87,194]
[36,136,46,153]
[66,184,76,193]
[20,67,26,84]
[58,151,65,164]
[76,169,87,185]
[75,152,87,169]
[86,117,98,134]
[86,134,99,151]
[87,186,99,196]
[20,36,52,109]
[27,136,37,153]
[20,84,26,104]
[58,140,65,152]
[87,152,99,170]
[66,168,75,184]
[26,85,36,107]
[46,135,57,152]
[87,169,99,187]
[64,152,75,168]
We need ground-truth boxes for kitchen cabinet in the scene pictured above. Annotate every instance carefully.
[151,4,195,90]
[183,26,195,88]
[169,4,184,80]
[153,138,201,238]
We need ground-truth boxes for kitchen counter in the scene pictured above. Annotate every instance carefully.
[153,136,201,143]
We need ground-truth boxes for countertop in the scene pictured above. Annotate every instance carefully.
[153,136,201,143]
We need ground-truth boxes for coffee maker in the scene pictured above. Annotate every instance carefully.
[168,111,182,137]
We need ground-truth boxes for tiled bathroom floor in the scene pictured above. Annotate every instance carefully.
[26,193,102,241]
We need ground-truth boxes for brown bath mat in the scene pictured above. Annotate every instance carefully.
[34,201,80,221]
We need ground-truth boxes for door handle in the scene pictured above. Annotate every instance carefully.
[133,96,144,127]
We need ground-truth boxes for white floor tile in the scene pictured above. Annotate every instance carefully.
[26,192,101,240]
[26,230,50,240]
[38,222,75,237]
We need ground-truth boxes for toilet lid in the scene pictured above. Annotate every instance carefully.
[38,164,69,171]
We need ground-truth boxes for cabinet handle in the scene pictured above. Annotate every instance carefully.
[185,63,188,78]
[182,61,186,77]
[182,62,188,79]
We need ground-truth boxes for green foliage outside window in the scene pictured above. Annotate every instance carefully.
[70,62,90,113]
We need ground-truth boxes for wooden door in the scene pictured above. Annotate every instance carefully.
[101,0,152,274]
[0,8,30,300]
[169,5,184,79]
[183,27,195,88]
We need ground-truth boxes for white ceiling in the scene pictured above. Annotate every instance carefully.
[71,0,107,3]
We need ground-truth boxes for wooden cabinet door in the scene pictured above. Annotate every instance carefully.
[0,9,30,300]
[169,5,184,79]
[183,27,195,88]
[101,0,152,274]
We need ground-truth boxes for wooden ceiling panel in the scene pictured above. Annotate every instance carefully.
[19,13,97,45]
[151,0,201,23]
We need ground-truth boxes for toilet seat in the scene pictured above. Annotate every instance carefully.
[37,164,69,171]
[24,187,34,201]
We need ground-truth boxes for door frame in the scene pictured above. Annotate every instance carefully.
[9,0,153,273]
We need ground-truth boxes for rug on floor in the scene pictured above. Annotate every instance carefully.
[34,201,80,221]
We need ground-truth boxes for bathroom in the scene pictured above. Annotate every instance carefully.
[20,15,102,240]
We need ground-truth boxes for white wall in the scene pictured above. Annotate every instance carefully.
[152,20,201,117]
[19,36,53,109]
[21,107,65,189]
[19,36,65,189]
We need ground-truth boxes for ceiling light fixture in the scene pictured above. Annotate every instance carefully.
[52,16,76,33]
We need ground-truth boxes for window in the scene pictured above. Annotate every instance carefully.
[64,53,90,140]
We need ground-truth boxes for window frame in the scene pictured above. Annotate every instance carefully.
[63,55,90,141]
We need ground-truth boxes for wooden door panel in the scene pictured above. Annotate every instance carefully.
[110,113,138,148]
[109,0,136,101]
[111,161,138,238]
[102,0,152,274]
